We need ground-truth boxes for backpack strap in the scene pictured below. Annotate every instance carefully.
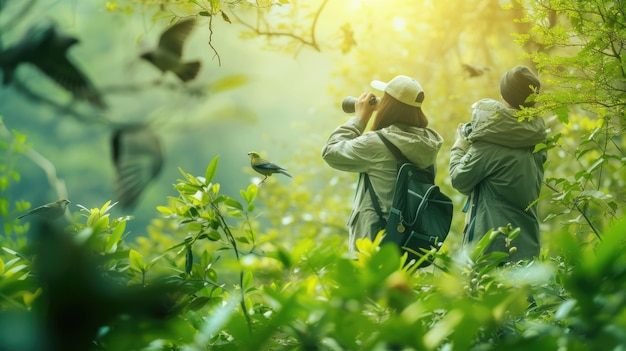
[362,173,386,228]
[375,130,409,164]
[375,130,436,178]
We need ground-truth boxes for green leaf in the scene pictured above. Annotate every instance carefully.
[423,309,464,349]
[106,220,126,253]
[271,247,292,269]
[247,202,256,212]
[6,264,28,276]
[242,271,253,291]
[92,215,110,237]
[99,200,114,214]
[587,157,604,173]
[241,183,258,204]
[368,243,401,279]
[205,156,219,185]
[533,143,547,152]
[206,268,218,282]
[189,297,238,347]
[476,251,510,265]
[187,296,213,311]
[129,249,145,272]
[206,229,221,241]
[508,227,521,241]
[471,228,500,260]
[2,247,18,256]
[223,197,243,211]
[554,299,577,321]
[74,228,94,245]
[156,205,174,215]
[554,105,569,123]
[208,75,249,94]
[579,190,610,201]
[227,211,244,218]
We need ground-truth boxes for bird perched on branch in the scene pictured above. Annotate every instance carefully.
[248,152,292,184]
[140,18,201,82]
[17,198,70,220]
[111,124,163,209]
[0,21,107,109]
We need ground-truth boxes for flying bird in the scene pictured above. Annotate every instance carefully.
[140,18,201,82]
[17,198,71,220]
[111,124,163,209]
[248,151,292,184]
[462,63,491,78]
[0,21,107,109]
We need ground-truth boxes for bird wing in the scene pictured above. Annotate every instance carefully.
[253,161,287,175]
[158,18,196,57]
[111,125,163,209]
[17,202,59,219]
[33,54,106,109]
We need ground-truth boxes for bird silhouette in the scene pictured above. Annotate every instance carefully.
[111,124,163,209]
[0,21,107,109]
[17,198,70,220]
[140,18,201,82]
[248,151,292,184]
[461,63,491,78]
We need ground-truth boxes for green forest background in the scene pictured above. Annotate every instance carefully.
[1,0,625,350]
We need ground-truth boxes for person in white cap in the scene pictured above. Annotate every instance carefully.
[449,65,547,263]
[322,75,444,255]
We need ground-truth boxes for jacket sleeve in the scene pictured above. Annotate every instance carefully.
[321,117,375,173]
[449,143,490,195]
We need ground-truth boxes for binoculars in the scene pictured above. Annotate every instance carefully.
[341,96,379,113]
[462,122,473,137]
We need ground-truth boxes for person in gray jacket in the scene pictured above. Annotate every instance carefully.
[449,65,547,263]
[322,75,444,254]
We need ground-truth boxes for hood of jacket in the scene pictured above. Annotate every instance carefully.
[379,124,443,168]
[468,98,546,148]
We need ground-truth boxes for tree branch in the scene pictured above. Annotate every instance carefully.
[228,0,330,53]
[0,119,70,219]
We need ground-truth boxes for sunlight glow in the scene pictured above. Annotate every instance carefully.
[392,16,407,32]
[347,0,371,10]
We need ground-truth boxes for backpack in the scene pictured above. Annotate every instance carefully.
[363,131,453,268]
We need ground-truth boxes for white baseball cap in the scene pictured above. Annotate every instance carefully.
[370,75,424,107]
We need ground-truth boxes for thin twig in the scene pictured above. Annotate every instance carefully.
[0,119,70,220]
[543,181,602,241]
[228,1,329,52]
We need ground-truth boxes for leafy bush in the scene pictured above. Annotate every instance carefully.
[516,0,625,240]
[2,155,626,350]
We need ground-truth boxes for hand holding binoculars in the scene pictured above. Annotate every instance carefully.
[341,95,379,113]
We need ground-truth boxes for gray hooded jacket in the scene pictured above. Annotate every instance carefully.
[322,116,443,253]
[449,98,547,262]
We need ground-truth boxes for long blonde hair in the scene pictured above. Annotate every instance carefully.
[371,92,428,130]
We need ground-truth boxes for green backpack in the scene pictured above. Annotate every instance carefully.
[363,131,453,268]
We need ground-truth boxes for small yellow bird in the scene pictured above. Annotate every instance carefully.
[248,152,292,184]
[17,198,71,220]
